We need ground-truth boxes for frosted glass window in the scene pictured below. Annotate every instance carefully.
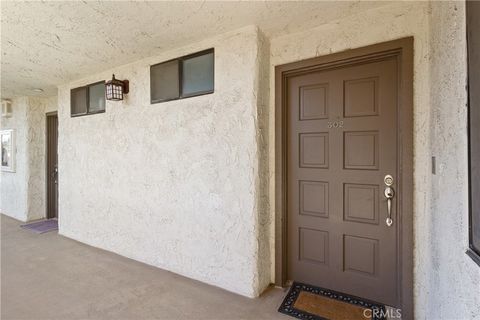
[71,87,87,116]
[150,49,214,104]
[151,60,179,102]
[182,52,214,96]
[71,81,106,117]
[89,82,105,113]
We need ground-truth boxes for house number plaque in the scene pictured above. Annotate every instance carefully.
[327,120,344,129]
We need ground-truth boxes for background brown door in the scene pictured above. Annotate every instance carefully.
[46,112,58,219]
[287,57,399,306]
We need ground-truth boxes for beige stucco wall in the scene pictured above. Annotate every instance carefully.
[254,29,272,293]
[1,98,29,221]
[7,1,476,317]
[26,96,58,221]
[268,1,480,319]
[1,96,57,221]
[426,2,480,319]
[57,26,269,298]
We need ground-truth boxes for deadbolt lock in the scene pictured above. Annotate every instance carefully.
[384,174,394,186]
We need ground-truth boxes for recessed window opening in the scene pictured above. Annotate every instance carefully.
[150,48,214,104]
[71,81,106,117]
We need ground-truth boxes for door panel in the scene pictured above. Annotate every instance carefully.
[287,58,398,306]
[47,113,58,219]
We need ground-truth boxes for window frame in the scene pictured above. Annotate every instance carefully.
[70,80,106,117]
[467,0,480,267]
[150,48,214,104]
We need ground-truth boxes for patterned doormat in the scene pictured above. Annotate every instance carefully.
[278,282,386,320]
[21,219,58,234]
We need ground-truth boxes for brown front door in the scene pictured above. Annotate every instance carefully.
[286,56,400,306]
[46,112,58,219]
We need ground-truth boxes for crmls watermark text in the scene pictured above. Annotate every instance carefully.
[363,308,402,319]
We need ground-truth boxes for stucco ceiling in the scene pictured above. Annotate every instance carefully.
[1,1,389,99]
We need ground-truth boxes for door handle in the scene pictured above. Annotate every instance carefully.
[384,175,394,227]
[384,187,394,226]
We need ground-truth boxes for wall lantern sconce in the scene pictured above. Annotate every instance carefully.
[105,74,129,101]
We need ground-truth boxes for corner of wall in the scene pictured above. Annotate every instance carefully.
[25,97,47,221]
[252,27,272,296]
[0,95,58,222]
[0,97,29,221]
[421,2,480,319]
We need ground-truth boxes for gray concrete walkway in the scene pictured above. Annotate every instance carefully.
[1,215,288,320]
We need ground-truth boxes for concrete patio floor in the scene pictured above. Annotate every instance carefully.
[1,215,288,319]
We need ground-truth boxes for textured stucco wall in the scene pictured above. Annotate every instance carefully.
[268,1,480,319]
[0,98,29,221]
[8,1,477,315]
[26,96,58,221]
[57,26,268,298]
[0,96,57,221]
[254,29,271,293]
[427,2,480,319]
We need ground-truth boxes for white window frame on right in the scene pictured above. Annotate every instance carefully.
[1,129,16,172]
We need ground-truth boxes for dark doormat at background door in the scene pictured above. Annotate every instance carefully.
[21,219,58,234]
[278,282,386,320]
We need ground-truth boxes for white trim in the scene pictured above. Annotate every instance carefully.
[1,129,16,172]
[1,100,12,118]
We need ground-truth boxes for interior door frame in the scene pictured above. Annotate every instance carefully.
[45,111,58,219]
[274,37,414,317]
